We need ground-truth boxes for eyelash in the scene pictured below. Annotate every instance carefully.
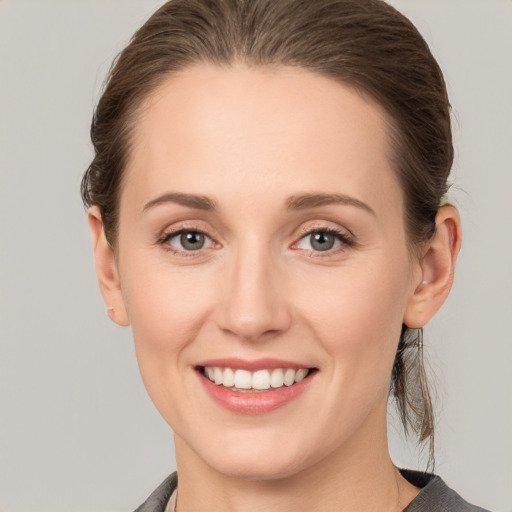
[157,226,214,256]
[157,226,354,256]
[293,226,354,256]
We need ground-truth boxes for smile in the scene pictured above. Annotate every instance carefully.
[202,366,310,391]
[196,359,317,414]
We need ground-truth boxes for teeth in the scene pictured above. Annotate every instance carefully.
[295,368,308,383]
[214,367,223,385]
[223,367,235,387]
[252,369,270,390]
[203,366,310,390]
[283,368,295,386]
[234,369,252,389]
[270,368,284,388]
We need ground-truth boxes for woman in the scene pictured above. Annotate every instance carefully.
[82,0,488,510]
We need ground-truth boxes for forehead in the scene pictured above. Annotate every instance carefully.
[122,63,402,217]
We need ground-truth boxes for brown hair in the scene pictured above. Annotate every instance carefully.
[82,0,453,462]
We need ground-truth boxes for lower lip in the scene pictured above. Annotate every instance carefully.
[198,371,314,414]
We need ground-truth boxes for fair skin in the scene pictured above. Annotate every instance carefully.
[89,64,461,512]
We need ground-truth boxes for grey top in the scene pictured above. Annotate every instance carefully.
[134,469,491,512]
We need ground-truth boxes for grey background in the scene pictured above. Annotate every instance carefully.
[0,1,510,511]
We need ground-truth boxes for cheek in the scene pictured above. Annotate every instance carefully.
[302,253,411,387]
[118,254,217,388]
[117,258,224,430]
[121,254,212,343]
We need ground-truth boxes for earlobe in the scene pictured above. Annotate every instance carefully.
[88,206,130,326]
[404,206,462,329]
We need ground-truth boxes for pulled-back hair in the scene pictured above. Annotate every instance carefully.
[82,0,453,462]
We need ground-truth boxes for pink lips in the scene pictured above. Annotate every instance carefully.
[196,358,315,414]
[197,357,309,371]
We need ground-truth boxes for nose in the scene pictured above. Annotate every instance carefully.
[215,243,292,342]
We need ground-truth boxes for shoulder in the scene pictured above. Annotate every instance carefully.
[400,469,492,512]
[133,472,177,512]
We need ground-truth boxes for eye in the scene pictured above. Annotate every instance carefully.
[161,229,214,252]
[294,229,352,252]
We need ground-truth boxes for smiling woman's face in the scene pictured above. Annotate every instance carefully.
[102,64,424,479]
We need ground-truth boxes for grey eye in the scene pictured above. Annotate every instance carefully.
[295,230,346,253]
[164,230,212,251]
[309,232,336,251]
[179,231,206,250]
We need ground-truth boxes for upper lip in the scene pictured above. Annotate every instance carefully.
[196,357,313,371]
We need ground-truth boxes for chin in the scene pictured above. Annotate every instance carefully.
[208,454,307,481]
[196,431,319,482]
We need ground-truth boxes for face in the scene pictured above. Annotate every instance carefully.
[111,64,423,479]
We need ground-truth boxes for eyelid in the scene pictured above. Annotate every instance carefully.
[297,221,355,239]
[157,224,219,255]
[155,221,354,256]
[291,224,355,254]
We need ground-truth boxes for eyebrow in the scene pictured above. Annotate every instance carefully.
[286,193,375,216]
[142,192,217,213]
[141,191,375,216]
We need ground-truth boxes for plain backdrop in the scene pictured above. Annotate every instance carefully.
[0,1,511,511]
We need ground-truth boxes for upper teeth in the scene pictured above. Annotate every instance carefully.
[203,367,309,390]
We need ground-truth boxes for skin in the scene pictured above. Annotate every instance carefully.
[89,63,461,512]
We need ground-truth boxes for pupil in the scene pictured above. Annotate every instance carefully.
[311,232,334,251]
[181,231,204,250]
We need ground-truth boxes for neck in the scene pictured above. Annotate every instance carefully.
[173,406,419,512]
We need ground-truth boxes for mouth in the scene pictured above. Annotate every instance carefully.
[198,366,314,392]
[194,359,317,414]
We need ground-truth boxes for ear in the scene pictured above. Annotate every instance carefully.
[403,205,462,329]
[88,206,130,326]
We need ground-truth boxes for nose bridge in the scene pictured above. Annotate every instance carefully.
[217,236,290,341]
